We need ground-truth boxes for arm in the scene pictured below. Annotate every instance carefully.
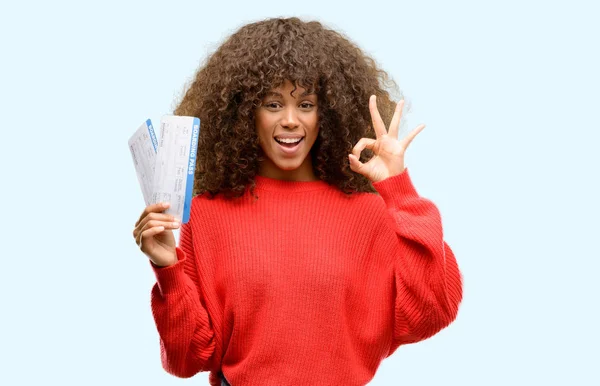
[372,168,463,356]
[149,218,218,377]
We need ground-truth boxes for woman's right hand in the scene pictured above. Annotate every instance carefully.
[133,202,180,267]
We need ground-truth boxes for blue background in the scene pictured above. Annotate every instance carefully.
[1,0,598,385]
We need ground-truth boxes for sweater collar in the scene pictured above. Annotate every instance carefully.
[254,175,331,192]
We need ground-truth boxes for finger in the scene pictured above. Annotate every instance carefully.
[134,219,180,244]
[400,124,426,149]
[135,212,179,233]
[138,226,165,249]
[137,220,175,247]
[135,202,170,227]
[369,95,387,139]
[387,99,405,139]
[133,212,179,241]
[352,138,377,159]
[348,154,365,173]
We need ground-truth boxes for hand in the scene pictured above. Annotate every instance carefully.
[349,95,425,183]
[132,202,180,267]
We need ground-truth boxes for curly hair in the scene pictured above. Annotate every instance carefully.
[173,16,408,199]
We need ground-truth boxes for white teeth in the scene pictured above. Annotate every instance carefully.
[275,137,302,144]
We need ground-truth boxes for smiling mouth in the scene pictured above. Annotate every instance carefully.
[274,137,304,154]
[274,137,304,148]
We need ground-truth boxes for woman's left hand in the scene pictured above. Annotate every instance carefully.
[349,95,425,183]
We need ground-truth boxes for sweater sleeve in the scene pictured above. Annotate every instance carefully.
[371,168,463,357]
[149,218,218,377]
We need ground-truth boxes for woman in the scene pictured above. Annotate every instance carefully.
[132,17,463,386]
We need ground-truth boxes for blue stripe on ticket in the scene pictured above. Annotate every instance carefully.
[182,118,200,223]
[146,119,158,152]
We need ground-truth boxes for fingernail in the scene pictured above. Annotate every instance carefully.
[173,222,180,227]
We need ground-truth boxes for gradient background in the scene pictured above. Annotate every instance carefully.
[1,0,598,385]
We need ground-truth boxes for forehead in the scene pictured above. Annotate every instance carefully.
[265,90,315,98]
[265,79,318,98]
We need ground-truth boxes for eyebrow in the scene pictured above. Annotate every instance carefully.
[265,91,315,98]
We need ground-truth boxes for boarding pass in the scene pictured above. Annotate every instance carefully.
[128,115,200,224]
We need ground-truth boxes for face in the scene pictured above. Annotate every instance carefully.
[254,79,319,181]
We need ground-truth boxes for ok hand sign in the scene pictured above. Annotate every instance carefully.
[349,95,425,183]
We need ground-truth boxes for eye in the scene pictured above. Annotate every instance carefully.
[265,102,281,109]
[300,102,315,109]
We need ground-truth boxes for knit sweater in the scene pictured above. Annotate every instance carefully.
[149,167,463,386]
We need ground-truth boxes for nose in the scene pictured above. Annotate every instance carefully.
[280,106,300,129]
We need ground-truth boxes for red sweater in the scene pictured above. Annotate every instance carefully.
[150,168,463,385]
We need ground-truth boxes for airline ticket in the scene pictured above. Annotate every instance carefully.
[128,115,200,224]
[128,119,158,206]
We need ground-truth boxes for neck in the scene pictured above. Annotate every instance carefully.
[258,158,318,182]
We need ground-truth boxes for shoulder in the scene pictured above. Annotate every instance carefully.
[187,192,234,214]
[336,189,389,223]
[342,189,386,208]
[179,193,232,242]
[186,190,252,222]
[183,192,222,226]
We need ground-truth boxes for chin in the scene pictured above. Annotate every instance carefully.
[275,161,303,171]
